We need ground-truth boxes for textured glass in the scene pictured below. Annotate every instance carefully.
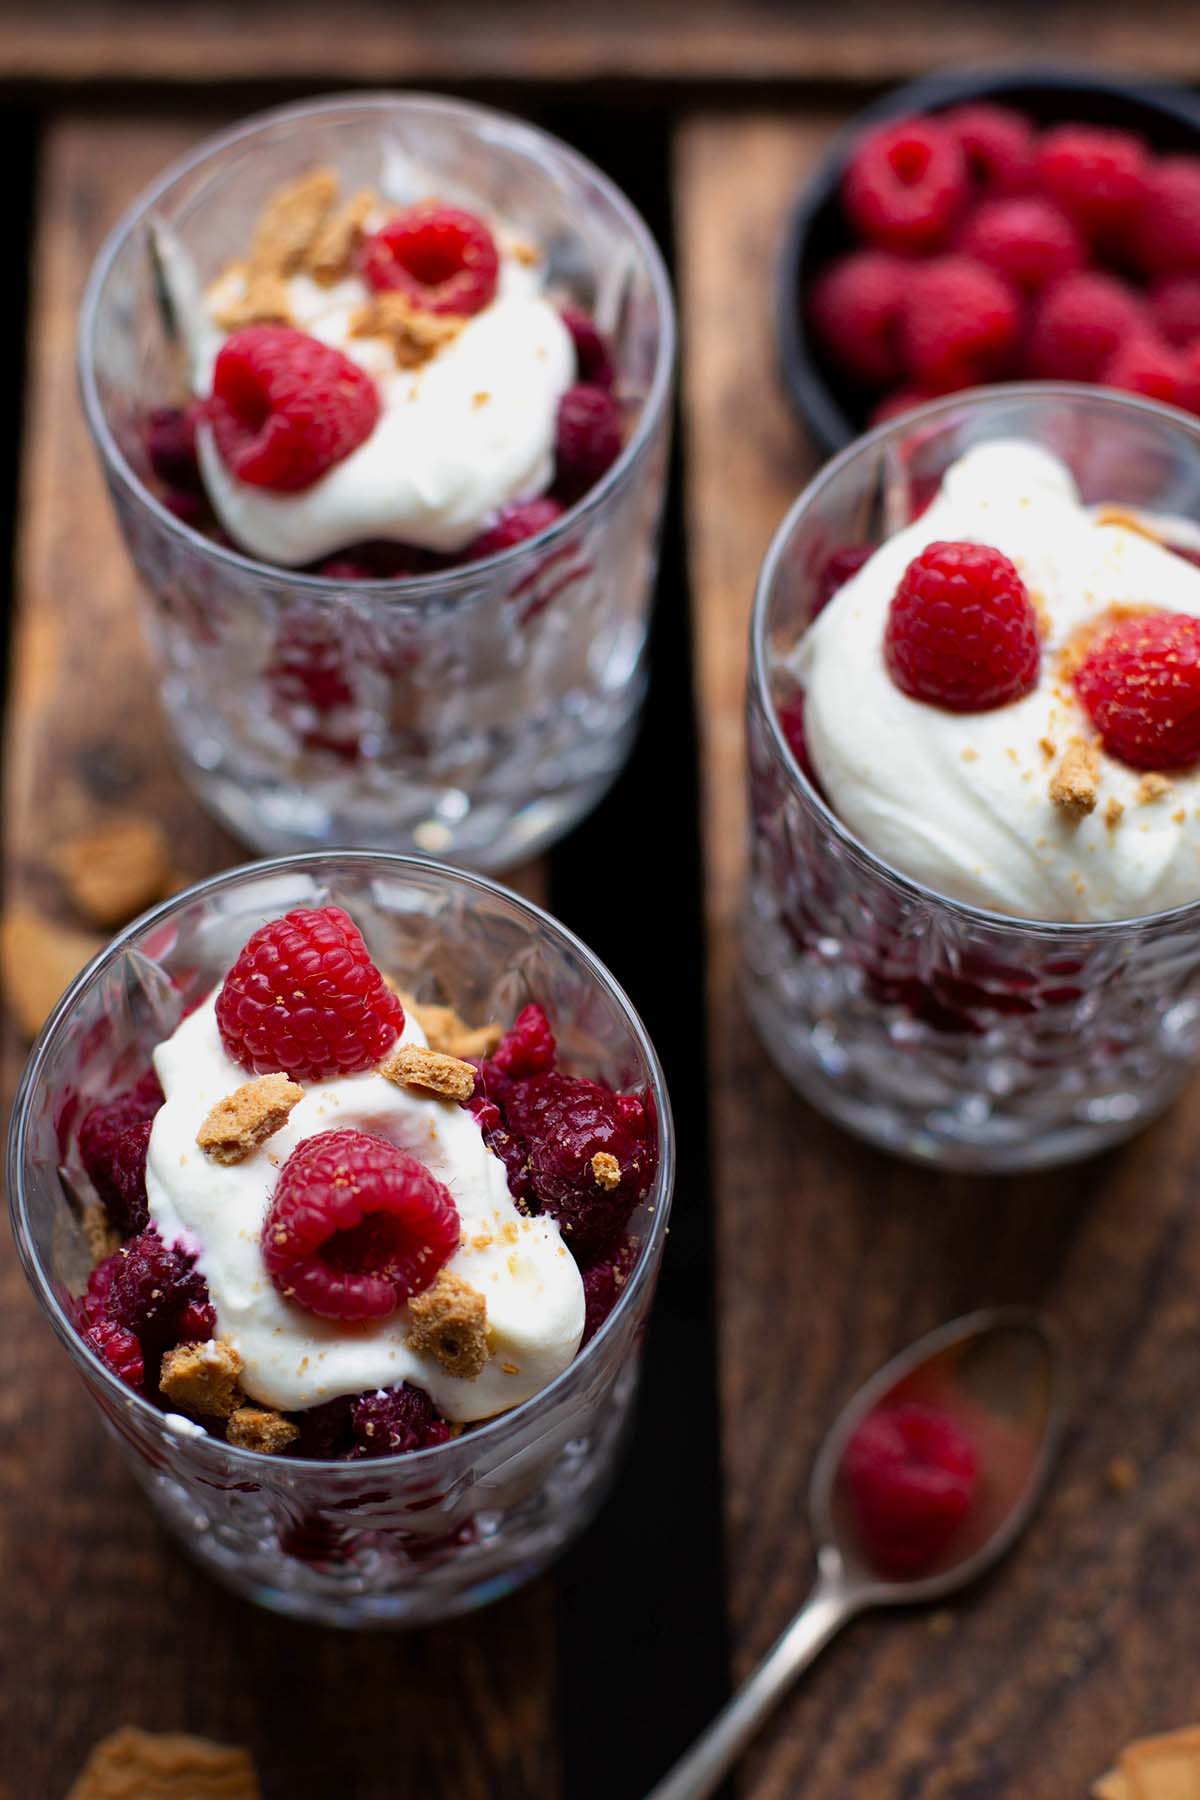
[744,387,1200,1172]
[8,854,674,1626]
[78,96,675,870]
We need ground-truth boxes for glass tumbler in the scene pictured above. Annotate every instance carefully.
[78,94,675,870]
[8,852,674,1627]
[745,385,1200,1173]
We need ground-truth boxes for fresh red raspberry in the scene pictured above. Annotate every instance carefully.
[777,693,818,787]
[809,250,907,387]
[580,1237,639,1344]
[884,540,1040,713]
[1075,610,1200,770]
[1099,330,1192,409]
[78,1071,163,1234]
[144,404,203,492]
[1149,274,1200,349]
[208,325,380,493]
[814,544,873,615]
[216,905,404,1083]
[262,1128,460,1322]
[101,1228,209,1353]
[489,1003,557,1080]
[1129,157,1200,277]
[78,1254,121,1327]
[264,610,371,762]
[900,256,1021,391]
[943,103,1036,197]
[843,1402,978,1577]
[467,498,563,562]
[869,387,929,426]
[350,1383,452,1458]
[179,1298,216,1341]
[360,204,499,315]
[83,1319,145,1391]
[561,306,616,389]
[554,384,623,503]
[958,196,1085,294]
[1024,271,1145,380]
[504,1074,656,1260]
[289,1394,355,1459]
[843,118,967,254]
[1035,125,1148,246]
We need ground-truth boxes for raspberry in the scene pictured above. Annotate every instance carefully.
[1035,125,1148,246]
[78,1071,163,1234]
[78,1255,120,1327]
[1100,331,1192,409]
[843,117,967,254]
[900,256,1021,390]
[1149,274,1200,349]
[504,1074,656,1261]
[943,103,1036,197]
[561,306,616,389]
[553,384,623,503]
[869,387,928,426]
[580,1238,639,1344]
[179,1298,216,1341]
[465,1092,532,1205]
[814,544,873,614]
[208,325,380,493]
[1075,610,1200,771]
[809,251,907,387]
[144,404,203,491]
[884,540,1040,713]
[843,1402,978,1577]
[360,204,499,316]
[262,1128,460,1322]
[289,1394,355,1459]
[83,1319,145,1391]
[1130,157,1200,277]
[958,197,1085,294]
[777,693,818,787]
[350,1383,452,1458]
[1024,272,1145,380]
[467,498,563,562]
[265,611,370,762]
[101,1228,209,1353]
[489,1003,557,1080]
[216,905,404,1083]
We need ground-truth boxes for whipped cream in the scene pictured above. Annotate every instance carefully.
[797,441,1200,922]
[145,996,584,1422]
[164,226,574,564]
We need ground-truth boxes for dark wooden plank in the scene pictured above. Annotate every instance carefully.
[0,113,555,1799]
[2,0,1200,86]
[678,109,1200,1798]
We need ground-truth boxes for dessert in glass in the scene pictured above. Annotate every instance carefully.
[746,385,1200,1171]
[78,94,674,869]
[8,853,672,1626]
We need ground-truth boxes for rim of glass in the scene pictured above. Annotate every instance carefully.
[8,849,675,1471]
[751,379,1200,938]
[77,90,677,602]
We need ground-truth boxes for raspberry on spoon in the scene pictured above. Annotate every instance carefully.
[884,540,1041,713]
[1075,610,1200,771]
[262,1128,461,1322]
[215,905,404,1083]
[360,204,499,315]
[843,1401,979,1577]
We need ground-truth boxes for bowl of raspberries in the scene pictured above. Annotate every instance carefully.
[783,68,1200,451]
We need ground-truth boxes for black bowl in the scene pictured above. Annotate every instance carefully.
[779,67,1200,455]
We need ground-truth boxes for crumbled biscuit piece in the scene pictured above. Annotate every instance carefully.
[197,1072,304,1164]
[208,266,292,331]
[1104,796,1125,830]
[1049,736,1100,819]
[379,1044,477,1102]
[249,166,338,276]
[226,1406,300,1453]
[307,188,374,284]
[1,907,103,1039]
[1095,505,1165,544]
[67,1725,261,1800]
[1106,1454,1138,1494]
[159,1338,245,1418]
[350,291,463,368]
[409,998,503,1060]
[1137,773,1172,804]
[591,1151,621,1190]
[407,1269,490,1379]
[510,238,541,267]
[1039,736,1056,762]
[82,1202,120,1266]
[54,815,172,929]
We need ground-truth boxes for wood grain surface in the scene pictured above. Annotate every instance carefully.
[0,114,553,1800]
[677,110,1200,1798]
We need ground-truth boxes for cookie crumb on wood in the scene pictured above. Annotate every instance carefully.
[591,1150,621,1190]
[197,1072,304,1164]
[1,907,103,1039]
[379,1044,477,1102]
[1049,736,1100,819]
[407,1269,490,1379]
[307,188,374,284]
[54,815,172,929]
[159,1338,244,1418]
[82,1202,121,1266]
[226,1406,299,1454]
[67,1725,262,1800]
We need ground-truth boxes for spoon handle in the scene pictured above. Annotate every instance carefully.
[643,1569,858,1800]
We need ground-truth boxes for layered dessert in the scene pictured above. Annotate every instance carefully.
[783,440,1200,923]
[145,165,624,575]
[70,905,656,1458]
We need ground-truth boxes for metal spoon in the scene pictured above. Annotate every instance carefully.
[645,1307,1066,1800]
